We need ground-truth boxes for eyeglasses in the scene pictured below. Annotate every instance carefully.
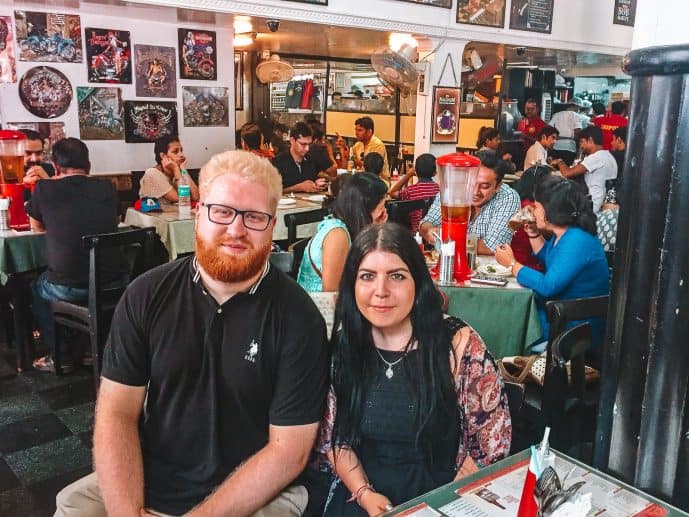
[294,139,311,148]
[202,203,273,231]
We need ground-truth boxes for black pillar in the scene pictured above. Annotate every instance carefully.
[594,44,689,506]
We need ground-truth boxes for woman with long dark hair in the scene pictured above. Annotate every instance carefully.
[496,175,609,348]
[298,173,388,292]
[318,223,511,516]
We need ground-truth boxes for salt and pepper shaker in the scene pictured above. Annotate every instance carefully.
[438,239,455,286]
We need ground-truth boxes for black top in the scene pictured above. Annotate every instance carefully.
[272,151,318,188]
[102,257,329,514]
[612,149,625,181]
[26,175,126,287]
[308,144,333,174]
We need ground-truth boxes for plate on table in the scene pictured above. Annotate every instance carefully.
[306,194,326,203]
[476,263,512,277]
[278,198,297,207]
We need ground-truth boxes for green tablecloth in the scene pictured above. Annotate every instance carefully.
[0,231,47,284]
[442,285,542,358]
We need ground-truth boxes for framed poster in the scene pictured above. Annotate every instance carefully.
[14,11,82,63]
[234,51,243,111]
[457,0,506,28]
[85,28,132,84]
[509,0,554,34]
[134,45,176,98]
[613,0,636,26]
[178,28,217,80]
[182,87,229,127]
[19,66,73,118]
[431,86,461,144]
[77,87,124,140]
[123,101,178,143]
[0,16,17,83]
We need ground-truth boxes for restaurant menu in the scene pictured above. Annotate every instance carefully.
[308,291,337,338]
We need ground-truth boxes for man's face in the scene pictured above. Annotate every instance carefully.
[472,166,500,208]
[290,135,312,161]
[24,139,45,167]
[579,137,595,155]
[541,134,557,150]
[195,174,275,284]
[611,136,625,152]
[354,124,372,143]
[524,102,539,119]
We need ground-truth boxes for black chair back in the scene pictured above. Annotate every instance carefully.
[385,198,433,231]
[284,207,329,246]
[551,322,593,406]
[288,238,310,279]
[269,252,294,275]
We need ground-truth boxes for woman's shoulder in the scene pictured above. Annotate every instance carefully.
[317,216,349,238]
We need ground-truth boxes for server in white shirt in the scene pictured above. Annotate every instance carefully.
[549,99,589,164]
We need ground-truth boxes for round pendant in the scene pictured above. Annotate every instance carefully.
[385,366,394,379]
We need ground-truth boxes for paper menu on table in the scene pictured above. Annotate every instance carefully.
[394,503,442,517]
[457,463,526,515]
[308,291,337,338]
[438,498,489,516]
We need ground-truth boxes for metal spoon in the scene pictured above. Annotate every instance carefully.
[541,481,586,515]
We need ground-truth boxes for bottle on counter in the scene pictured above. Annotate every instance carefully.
[178,169,191,215]
[347,157,354,172]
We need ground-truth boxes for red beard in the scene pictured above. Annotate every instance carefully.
[195,233,271,283]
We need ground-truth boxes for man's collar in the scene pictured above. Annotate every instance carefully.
[190,256,270,296]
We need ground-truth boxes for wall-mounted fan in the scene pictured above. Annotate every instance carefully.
[256,54,294,84]
[371,43,419,98]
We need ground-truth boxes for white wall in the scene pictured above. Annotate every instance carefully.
[0,1,235,174]
[633,0,689,49]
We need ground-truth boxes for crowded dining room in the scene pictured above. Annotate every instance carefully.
[1,0,688,515]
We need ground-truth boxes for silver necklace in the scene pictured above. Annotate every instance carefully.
[375,347,407,379]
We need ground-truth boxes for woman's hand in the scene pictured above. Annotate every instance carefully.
[495,244,515,267]
[160,154,180,176]
[359,490,393,516]
[455,456,479,481]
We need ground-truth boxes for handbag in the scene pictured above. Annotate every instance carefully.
[498,353,600,387]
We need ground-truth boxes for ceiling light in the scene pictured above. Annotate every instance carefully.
[389,33,418,52]
[234,17,253,34]
[233,33,256,47]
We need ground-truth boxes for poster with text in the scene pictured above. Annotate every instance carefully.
[178,28,217,80]
[457,0,506,27]
[123,101,178,143]
[85,28,131,84]
[7,122,66,161]
[0,16,17,83]
[77,87,124,140]
[509,0,554,33]
[15,11,82,63]
[431,86,461,144]
[134,45,176,98]
[613,0,636,26]
[182,86,228,127]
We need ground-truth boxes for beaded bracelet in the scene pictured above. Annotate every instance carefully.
[347,483,375,503]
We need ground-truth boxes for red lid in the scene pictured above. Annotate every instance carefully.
[0,130,27,141]
[436,152,480,168]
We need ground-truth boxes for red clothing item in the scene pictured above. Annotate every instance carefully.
[249,148,275,160]
[399,180,440,234]
[593,114,628,150]
[510,200,543,271]
[517,116,546,149]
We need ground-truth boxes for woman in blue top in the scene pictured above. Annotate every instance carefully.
[495,176,609,349]
[298,172,388,292]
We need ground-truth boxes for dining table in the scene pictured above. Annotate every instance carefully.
[124,196,325,259]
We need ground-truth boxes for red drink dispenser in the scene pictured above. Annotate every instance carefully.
[436,153,480,283]
[0,130,30,229]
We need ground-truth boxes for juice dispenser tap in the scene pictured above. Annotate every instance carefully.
[435,153,480,283]
[0,130,30,229]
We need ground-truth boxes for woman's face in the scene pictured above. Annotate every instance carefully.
[370,198,388,224]
[355,250,415,333]
[486,136,501,150]
[165,141,186,166]
[533,201,548,230]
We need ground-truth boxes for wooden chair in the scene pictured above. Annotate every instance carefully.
[284,207,329,247]
[50,227,162,391]
[385,198,433,231]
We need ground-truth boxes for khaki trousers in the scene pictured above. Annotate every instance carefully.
[54,472,308,517]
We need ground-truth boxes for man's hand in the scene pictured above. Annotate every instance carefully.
[419,222,440,245]
[315,178,329,190]
[23,165,50,184]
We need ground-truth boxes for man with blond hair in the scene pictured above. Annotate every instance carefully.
[55,151,329,517]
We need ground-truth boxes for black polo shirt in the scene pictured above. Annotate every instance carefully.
[101,257,329,515]
[272,151,318,189]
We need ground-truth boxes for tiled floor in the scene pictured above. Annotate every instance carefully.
[0,340,96,517]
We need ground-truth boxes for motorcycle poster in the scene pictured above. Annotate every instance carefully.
[77,87,124,140]
[14,11,82,63]
[0,16,17,83]
[19,66,73,119]
[85,28,132,84]
[178,28,217,80]
[123,101,178,143]
[135,45,176,98]
[182,87,228,127]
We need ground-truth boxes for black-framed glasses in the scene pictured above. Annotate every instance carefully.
[202,203,273,231]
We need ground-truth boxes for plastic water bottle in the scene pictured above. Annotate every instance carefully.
[178,169,191,215]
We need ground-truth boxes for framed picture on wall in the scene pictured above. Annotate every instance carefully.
[279,0,328,5]
[390,0,450,8]
[509,0,554,34]
[234,52,243,111]
[457,0,506,28]
[182,87,229,127]
[431,86,461,144]
[14,11,82,63]
[85,28,132,84]
[134,45,177,98]
[77,87,124,140]
[123,100,178,143]
[613,0,636,26]
[178,28,217,80]
[0,16,17,83]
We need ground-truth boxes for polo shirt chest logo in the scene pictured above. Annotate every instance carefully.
[244,339,259,363]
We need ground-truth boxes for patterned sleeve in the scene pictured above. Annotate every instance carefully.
[420,193,441,227]
[453,328,512,469]
[481,189,521,251]
[315,383,337,455]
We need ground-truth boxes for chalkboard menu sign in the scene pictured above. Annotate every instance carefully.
[509,0,554,33]
[613,0,636,26]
